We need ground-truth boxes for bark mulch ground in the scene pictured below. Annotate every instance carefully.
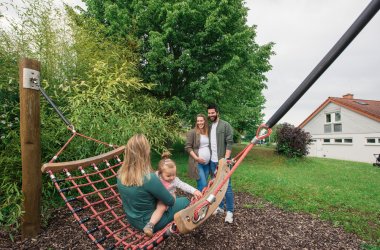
[0,192,365,249]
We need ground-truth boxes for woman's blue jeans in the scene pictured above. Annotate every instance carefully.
[210,161,234,213]
[196,163,210,192]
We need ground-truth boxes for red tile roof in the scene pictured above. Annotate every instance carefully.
[299,97,380,128]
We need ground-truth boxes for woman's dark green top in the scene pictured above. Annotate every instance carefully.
[117,173,189,231]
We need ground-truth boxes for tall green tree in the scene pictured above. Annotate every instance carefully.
[83,0,273,135]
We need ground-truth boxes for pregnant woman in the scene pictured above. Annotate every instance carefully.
[185,114,211,191]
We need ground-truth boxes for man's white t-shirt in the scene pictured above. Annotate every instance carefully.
[210,121,218,162]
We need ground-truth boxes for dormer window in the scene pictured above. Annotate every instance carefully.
[334,123,342,132]
[326,114,331,123]
[324,112,342,133]
[335,112,341,122]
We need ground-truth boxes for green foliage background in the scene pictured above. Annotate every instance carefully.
[83,0,274,136]
[0,0,183,231]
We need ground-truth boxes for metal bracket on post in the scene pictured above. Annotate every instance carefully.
[23,68,40,90]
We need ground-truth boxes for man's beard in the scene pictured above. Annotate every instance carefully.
[209,115,217,122]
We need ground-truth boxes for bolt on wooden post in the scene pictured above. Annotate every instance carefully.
[19,58,41,238]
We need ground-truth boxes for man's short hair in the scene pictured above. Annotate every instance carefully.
[207,104,219,112]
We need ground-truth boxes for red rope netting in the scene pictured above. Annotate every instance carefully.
[47,150,177,250]
[44,128,179,250]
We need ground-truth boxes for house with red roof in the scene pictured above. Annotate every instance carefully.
[299,94,380,163]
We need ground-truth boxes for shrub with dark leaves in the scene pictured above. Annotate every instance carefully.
[276,123,312,158]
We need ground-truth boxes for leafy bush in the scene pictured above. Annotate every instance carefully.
[0,74,23,232]
[0,0,73,232]
[63,12,183,155]
[0,0,182,231]
[276,123,312,158]
[65,60,182,155]
[0,153,23,231]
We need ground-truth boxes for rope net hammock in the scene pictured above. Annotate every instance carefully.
[43,145,174,250]
[41,126,271,250]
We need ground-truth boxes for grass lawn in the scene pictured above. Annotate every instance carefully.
[160,143,380,246]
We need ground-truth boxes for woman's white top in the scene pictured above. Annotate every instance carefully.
[198,134,210,164]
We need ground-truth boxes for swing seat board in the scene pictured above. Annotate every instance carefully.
[41,146,126,173]
[174,158,230,234]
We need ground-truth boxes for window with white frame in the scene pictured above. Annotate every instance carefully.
[335,112,341,122]
[344,138,353,143]
[324,111,342,133]
[324,124,332,133]
[334,123,342,132]
[326,114,331,123]
[325,138,352,145]
[366,138,380,145]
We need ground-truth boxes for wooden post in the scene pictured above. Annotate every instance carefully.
[19,58,41,238]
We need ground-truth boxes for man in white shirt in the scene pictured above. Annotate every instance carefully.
[207,104,234,223]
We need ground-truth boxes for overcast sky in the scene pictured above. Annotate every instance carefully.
[246,0,380,126]
[2,1,379,126]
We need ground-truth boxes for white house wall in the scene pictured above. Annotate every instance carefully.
[303,102,380,163]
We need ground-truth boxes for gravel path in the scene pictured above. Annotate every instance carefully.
[0,192,364,249]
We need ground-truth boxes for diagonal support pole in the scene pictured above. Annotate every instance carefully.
[266,0,380,128]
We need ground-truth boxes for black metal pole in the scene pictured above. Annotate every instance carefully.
[38,84,72,127]
[266,0,380,128]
